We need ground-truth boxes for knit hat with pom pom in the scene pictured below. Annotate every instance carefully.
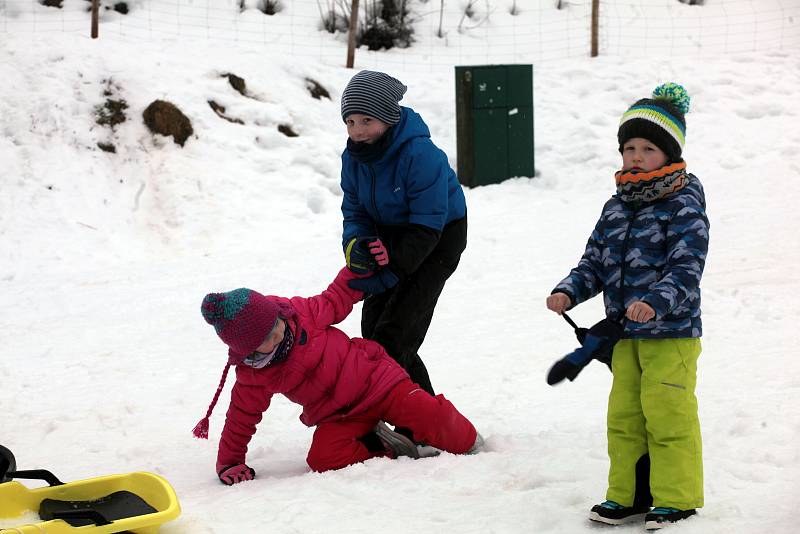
[618,82,691,162]
[201,288,295,364]
[193,288,295,440]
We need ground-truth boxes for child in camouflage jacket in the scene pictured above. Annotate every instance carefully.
[546,83,709,530]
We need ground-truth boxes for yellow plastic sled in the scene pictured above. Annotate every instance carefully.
[0,445,180,534]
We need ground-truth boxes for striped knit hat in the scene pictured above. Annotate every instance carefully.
[618,83,691,162]
[341,70,407,125]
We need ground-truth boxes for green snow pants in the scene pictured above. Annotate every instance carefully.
[606,338,703,510]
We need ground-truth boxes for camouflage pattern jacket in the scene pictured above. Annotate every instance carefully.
[554,174,709,339]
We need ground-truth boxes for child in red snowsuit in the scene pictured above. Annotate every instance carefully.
[193,266,481,485]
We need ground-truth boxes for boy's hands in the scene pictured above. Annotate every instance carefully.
[345,236,390,274]
[368,238,389,266]
[546,292,571,314]
[626,301,655,323]
[548,294,654,321]
[345,236,379,274]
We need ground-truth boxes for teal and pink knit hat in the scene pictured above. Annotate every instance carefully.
[193,288,295,439]
[201,288,294,363]
[618,82,691,162]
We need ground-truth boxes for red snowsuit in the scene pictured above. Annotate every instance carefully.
[216,268,477,472]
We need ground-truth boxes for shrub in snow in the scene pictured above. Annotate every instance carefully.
[358,0,414,51]
[239,0,283,15]
[263,0,283,14]
[81,0,129,15]
[95,98,128,128]
[457,0,492,33]
[142,100,194,147]
[318,0,350,34]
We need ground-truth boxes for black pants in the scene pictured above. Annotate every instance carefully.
[361,217,467,396]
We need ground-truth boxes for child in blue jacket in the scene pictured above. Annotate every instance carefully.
[546,83,709,530]
[339,71,467,410]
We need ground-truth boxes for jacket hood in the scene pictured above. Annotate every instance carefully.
[377,107,430,162]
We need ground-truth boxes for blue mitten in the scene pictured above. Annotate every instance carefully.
[347,269,399,295]
[547,318,623,385]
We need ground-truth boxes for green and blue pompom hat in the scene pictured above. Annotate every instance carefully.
[618,82,691,162]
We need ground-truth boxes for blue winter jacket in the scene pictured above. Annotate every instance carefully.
[554,174,709,339]
[340,107,467,246]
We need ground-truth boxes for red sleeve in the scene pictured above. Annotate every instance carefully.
[291,267,364,329]
[216,379,273,470]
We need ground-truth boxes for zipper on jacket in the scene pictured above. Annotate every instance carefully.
[617,202,641,322]
[368,164,378,217]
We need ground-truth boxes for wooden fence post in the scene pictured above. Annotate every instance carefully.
[346,0,360,68]
[91,0,99,38]
[591,0,599,57]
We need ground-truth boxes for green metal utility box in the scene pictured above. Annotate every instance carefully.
[455,64,534,187]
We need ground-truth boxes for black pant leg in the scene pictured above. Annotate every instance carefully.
[361,278,436,394]
[362,217,467,396]
[361,287,393,340]
[369,266,449,396]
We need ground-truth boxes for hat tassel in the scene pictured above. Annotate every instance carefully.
[192,417,210,439]
[192,363,232,440]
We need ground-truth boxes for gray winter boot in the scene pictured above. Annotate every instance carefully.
[374,422,420,459]
[467,432,485,454]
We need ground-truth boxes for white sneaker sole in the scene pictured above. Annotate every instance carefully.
[645,518,666,530]
[416,445,443,458]
[589,511,648,525]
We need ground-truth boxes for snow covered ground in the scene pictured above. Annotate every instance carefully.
[1,1,799,533]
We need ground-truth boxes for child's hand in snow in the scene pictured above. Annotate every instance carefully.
[217,463,255,486]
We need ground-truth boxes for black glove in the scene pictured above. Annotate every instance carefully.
[345,236,379,275]
[347,268,399,295]
[547,318,623,385]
